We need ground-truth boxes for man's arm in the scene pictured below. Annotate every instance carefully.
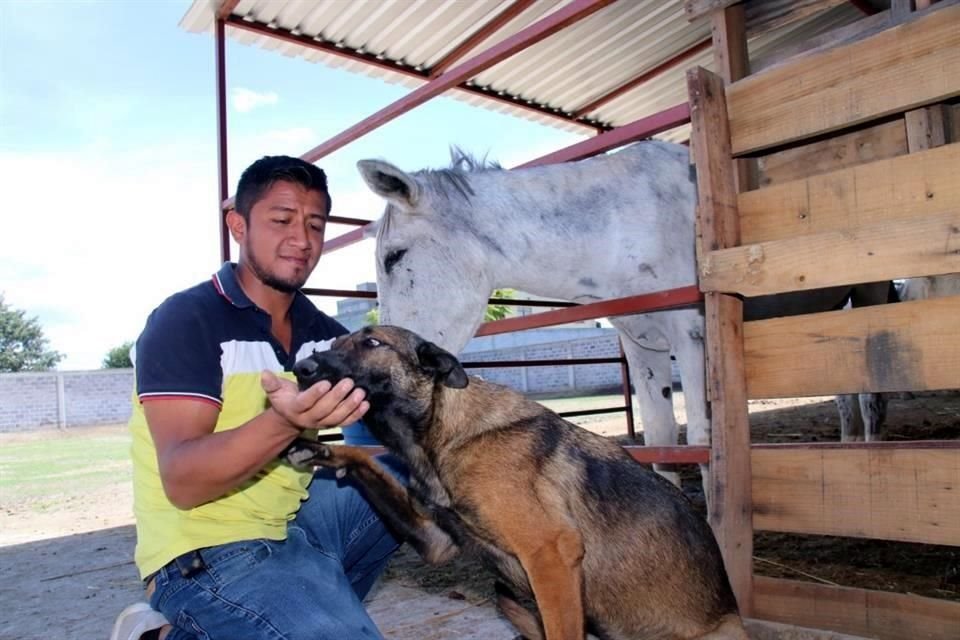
[146,373,368,510]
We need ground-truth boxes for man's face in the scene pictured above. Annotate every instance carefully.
[237,180,329,293]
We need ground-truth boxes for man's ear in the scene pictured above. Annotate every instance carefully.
[416,341,468,389]
[225,210,246,244]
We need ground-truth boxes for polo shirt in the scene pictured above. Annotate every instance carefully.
[128,262,348,579]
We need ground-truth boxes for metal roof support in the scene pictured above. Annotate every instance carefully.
[473,285,704,336]
[428,0,539,77]
[297,0,617,164]
[320,101,690,254]
[518,102,691,168]
[572,39,711,119]
[216,0,241,21]
[215,16,231,263]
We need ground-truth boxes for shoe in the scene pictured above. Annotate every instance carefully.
[109,602,169,640]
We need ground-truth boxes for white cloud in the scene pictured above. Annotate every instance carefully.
[230,88,279,113]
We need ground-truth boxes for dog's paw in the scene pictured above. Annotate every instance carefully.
[281,440,333,469]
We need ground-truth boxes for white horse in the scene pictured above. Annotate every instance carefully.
[359,143,892,488]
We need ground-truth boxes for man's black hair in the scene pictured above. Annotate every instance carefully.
[235,156,331,221]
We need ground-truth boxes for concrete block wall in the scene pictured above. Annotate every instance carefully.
[0,369,134,433]
[464,334,623,395]
[0,335,628,432]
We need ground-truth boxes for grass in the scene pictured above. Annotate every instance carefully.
[0,426,132,506]
[0,393,627,510]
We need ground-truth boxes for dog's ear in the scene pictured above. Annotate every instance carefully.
[416,341,468,389]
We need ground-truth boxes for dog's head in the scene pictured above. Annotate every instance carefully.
[292,326,468,441]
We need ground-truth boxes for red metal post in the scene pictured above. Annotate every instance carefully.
[618,341,637,440]
[215,17,230,264]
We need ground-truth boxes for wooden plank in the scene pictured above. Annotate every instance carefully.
[744,0,847,38]
[685,0,740,21]
[688,66,755,616]
[906,104,949,151]
[701,210,960,296]
[754,576,960,640]
[740,141,959,245]
[906,103,950,151]
[727,4,960,155]
[743,296,960,398]
[755,119,907,189]
[751,445,960,544]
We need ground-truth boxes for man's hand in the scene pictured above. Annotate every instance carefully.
[261,371,369,430]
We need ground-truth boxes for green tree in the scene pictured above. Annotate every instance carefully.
[0,294,64,372]
[102,340,134,368]
[364,289,517,325]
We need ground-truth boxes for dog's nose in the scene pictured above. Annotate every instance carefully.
[294,358,319,379]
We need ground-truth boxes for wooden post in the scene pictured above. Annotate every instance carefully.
[711,4,756,190]
[688,66,754,616]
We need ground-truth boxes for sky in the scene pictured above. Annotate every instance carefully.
[0,0,586,371]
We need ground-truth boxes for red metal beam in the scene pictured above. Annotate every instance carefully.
[297,0,617,164]
[573,40,711,118]
[225,16,605,136]
[474,285,704,337]
[328,215,372,227]
[226,16,426,82]
[216,0,241,21]
[321,226,368,253]
[518,102,691,168]
[215,18,231,263]
[429,0,539,77]
[625,446,711,464]
[319,103,691,258]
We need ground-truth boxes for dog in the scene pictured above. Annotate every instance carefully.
[283,325,747,640]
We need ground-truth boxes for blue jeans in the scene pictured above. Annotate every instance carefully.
[148,455,405,640]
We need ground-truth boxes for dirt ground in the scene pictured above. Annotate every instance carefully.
[0,392,957,639]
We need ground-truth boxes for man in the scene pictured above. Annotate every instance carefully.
[111,156,401,640]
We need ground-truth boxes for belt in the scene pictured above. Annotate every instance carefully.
[144,549,207,598]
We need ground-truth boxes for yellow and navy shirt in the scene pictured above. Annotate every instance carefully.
[129,262,348,579]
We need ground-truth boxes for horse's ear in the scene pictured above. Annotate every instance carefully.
[357,160,420,210]
[416,341,468,389]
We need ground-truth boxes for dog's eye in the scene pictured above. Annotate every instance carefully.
[363,337,382,348]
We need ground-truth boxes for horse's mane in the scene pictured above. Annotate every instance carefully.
[413,146,501,200]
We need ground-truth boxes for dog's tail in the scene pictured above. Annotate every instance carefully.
[494,581,544,640]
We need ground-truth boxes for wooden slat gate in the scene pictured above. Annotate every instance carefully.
[687,3,960,638]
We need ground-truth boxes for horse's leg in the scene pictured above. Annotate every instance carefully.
[667,308,710,505]
[842,282,897,442]
[615,319,681,487]
[836,394,864,441]
[860,393,888,441]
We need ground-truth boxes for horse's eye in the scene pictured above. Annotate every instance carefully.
[383,248,407,275]
[363,337,382,348]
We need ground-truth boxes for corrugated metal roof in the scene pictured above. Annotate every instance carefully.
[180,0,864,144]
